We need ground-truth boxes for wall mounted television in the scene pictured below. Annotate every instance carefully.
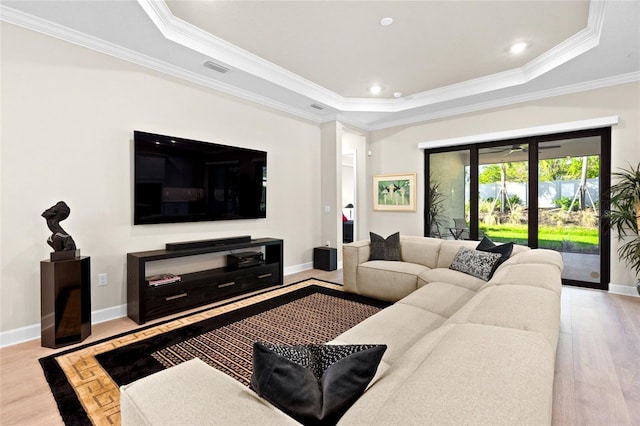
[134,131,267,225]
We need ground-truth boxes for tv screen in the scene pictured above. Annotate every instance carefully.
[134,131,267,224]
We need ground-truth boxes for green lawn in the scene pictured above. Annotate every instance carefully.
[480,224,599,253]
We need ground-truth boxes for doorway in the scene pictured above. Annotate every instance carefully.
[342,151,356,243]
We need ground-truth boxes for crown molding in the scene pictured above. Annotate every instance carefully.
[136,0,346,109]
[354,0,606,112]
[367,71,640,132]
[1,0,628,133]
[521,0,605,81]
[0,4,323,124]
[139,0,606,113]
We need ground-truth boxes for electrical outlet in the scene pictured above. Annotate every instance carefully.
[98,273,108,286]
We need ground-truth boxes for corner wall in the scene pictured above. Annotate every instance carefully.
[0,22,322,337]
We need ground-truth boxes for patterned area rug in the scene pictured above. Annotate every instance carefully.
[39,279,390,425]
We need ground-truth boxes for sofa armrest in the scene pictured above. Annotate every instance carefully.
[342,240,371,294]
[120,358,298,425]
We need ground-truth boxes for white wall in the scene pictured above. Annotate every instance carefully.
[369,82,640,289]
[0,22,322,336]
[342,130,368,243]
[320,122,341,249]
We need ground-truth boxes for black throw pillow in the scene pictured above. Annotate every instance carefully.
[250,342,387,426]
[369,232,401,261]
[476,236,514,278]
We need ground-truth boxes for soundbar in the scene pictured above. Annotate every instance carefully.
[166,236,252,251]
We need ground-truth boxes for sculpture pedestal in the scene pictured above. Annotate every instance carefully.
[40,256,91,348]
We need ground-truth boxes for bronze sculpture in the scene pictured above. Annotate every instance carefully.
[42,201,77,253]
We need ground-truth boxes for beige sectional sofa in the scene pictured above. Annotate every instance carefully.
[120,235,563,425]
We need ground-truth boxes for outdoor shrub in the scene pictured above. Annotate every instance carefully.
[578,209,598,228]
[550,210,569,226]
[479,200,493,213]
[508,204,525,225]
[555,196,578,211]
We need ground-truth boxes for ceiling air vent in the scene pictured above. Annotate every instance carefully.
[203,61,230,74]
[310,103,325,110]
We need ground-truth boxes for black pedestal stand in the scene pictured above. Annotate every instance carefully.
[40,254,91,348]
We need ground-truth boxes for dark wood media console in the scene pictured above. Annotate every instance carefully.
[127,238,283,324]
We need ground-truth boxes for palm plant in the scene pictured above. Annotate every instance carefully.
[606,163,640,289]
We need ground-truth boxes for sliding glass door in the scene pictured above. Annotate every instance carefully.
[478,144,529,246]
[425,128,611,290]
[426,150,471,240]
[537,137,606,286]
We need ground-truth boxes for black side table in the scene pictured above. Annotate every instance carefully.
[313,247,337,271]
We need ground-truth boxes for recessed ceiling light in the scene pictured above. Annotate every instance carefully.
[380,17,393,26]
[370,85,382,95]
[393,92,403,98]
[509,42,528,55]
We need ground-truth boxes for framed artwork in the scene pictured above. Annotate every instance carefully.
[373,173,417,211]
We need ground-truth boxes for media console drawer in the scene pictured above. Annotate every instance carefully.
[127,238,284,324]
[145,288,204,320]
[202,263,280,299]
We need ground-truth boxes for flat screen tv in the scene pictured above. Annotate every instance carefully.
[134,131,266,225]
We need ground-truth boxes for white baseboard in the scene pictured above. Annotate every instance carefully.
[92,304,128,324]
[609,283,639,297]
[284,261,344,276]
[284,262,314,276]
[0,323,42,348]
[0,304,128,349]
[0,262,320,348]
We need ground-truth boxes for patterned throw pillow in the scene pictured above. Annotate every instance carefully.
[369,232,401,261]
[251,342,387,425]
[476,236,514,279]
[449,246,502,281]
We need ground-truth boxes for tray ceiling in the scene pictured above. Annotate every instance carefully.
[1,0,639,130]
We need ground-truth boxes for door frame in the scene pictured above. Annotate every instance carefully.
[424,127,611,290]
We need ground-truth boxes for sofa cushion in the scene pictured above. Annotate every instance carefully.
[446,285,561,351]
[486,262,563,296]
[369,232,401,261]
[357,261,429,302]
[449,247,501,281]
[331,303,445,365]
[500,248,563,270]
[339,323,556,426]
[251,342,386,425]
[398,282,476,318]
[397,236,443,268]
[120,358,298,426]
[417,268,488,292]
[436,240,482,268]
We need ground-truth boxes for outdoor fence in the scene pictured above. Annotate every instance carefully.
[478,178,599,208]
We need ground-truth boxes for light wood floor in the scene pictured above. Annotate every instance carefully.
[1,269,638,425]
